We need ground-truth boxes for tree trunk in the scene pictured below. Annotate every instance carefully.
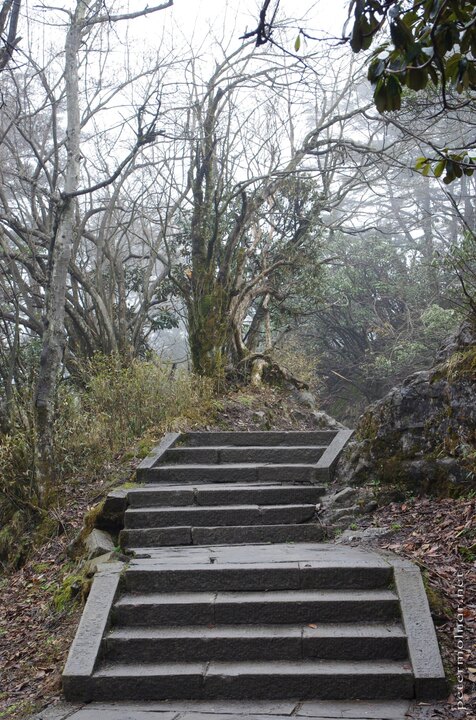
[34,5,85,500]
[187,277,230,377]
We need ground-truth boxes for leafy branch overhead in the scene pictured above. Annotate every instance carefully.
[348,0,476,181]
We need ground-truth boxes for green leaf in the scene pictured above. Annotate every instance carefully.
[415,156,428,170]
[445,52,461,82]
[386,75,402,110]
[390,18,414,50]
[368,58,385,83]
[361,16,373,51]
[294,34,301,52]
[373,78,388,112]
[350,19,364,53]
[406,67,428,90]
[433,159,446,178]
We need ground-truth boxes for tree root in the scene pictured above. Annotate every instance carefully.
[238,353,310,390]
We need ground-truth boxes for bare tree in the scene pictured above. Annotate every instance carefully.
[0,1,174,498]
[147,43,377,380]
[0,0,21,72]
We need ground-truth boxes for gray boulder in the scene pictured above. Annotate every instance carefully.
[336,322,476,495]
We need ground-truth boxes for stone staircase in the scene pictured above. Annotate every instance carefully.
[63,430,447,707]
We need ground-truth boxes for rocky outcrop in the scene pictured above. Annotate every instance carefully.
[337,322,476,496]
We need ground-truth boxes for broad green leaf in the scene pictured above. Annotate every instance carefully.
[350,19,364,52]
[374,78,388,112]
[368,58,385,83]
[433,159,446,178]
[415,156,428,170]
[406,67,428,90]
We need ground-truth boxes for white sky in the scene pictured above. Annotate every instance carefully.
[129,0,349,52]
[21,1,349,57]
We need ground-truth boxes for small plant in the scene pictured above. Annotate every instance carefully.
[236,394,254,408]
[53,573,83,612]
[391,522,402,531]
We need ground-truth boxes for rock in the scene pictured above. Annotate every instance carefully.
[311,410,344,429]
[291,409,308,422]
[325,505,360,522]
[336,526,393,545]
[336,321,476,496]
[362,500,378,513]
[84,529,115,559]
[83,551,117,577]
[435,321,475,362]
[95,488,128,531]
[252,410,265,420]
[83,550,127,577]
[327,486,357,507]
[330,513,358,528]
[294,388,317,409]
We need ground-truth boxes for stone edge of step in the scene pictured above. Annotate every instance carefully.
[62,562,124,692]
[388,553,448,701]
[137,433,181,474]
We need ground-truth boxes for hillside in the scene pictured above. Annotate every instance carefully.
[0,386,474,719]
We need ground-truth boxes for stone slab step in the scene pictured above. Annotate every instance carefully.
[127,484,326,508]
[57,699,413,720]
[113,589,400,626]
[179,431,337,447]
[122,542,393,568]
[141,464,325,484]
[162,447,327,465]
[104,623,408,662]
[124,504,316,529]
[121,523,325,548]
[76,660,414,701]
[123,559,393,593]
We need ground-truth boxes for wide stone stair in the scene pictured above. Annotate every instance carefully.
[63,430,447,709]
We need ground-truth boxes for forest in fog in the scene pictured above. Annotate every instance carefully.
[0,4,475,717]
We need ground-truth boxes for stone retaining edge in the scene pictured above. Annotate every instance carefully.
[137,432,181,479]
[392,559,448,700]
[62,562,123,700]
[315,428,354,482]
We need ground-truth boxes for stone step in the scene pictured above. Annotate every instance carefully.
[179,431,337,447]
[62,429,448,707]
[56,700,415,719]
[162,446,327,465]
[124,562,393,593]
[124,504,316,529]
[73,660,414,701]
[127,484,326,508]
[113,589,401,626]
[120,522,326,548]
[104,623,408,662]
[142,464,325,484]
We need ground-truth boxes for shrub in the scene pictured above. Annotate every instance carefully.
[0,355,215,567]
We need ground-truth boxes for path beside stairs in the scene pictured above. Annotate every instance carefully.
[59,431,446,719]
